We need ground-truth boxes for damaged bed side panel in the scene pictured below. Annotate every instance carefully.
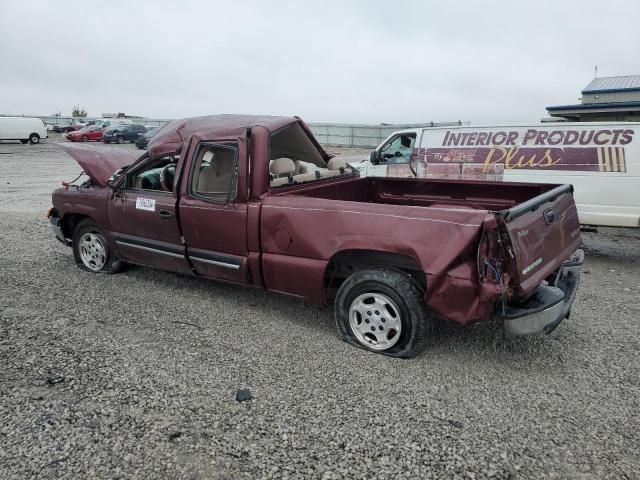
[260,195,500,325]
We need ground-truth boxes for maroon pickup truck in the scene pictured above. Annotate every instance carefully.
[48,115,584,357]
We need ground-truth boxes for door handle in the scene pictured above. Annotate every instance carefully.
[159,210,174,221]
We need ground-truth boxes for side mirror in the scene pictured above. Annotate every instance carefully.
[108,167,128,190]
[370,150,381,165]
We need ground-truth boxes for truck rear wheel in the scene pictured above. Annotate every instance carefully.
[72,219,125,274]
[334,267,432,358]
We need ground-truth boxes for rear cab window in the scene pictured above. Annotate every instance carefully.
[268,122,355,188]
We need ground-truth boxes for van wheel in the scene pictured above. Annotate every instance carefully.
[72,219,125,274]
[334,268,432,358]
[28,133,40,144]
[20,139,28,144]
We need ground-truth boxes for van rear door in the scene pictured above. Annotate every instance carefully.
[498,185,582,296]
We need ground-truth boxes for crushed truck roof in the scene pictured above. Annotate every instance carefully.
[147,114,300,157]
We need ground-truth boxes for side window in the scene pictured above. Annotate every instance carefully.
[190,143,238,203]
[129,155,179,192]
[380,133,416,164]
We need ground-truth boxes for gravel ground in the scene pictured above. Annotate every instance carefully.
[0,136,638,479]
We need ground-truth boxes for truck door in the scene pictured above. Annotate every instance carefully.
[178,142,249,283]
[107,153,192,274]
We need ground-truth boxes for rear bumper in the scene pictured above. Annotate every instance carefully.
[503,249,584,335]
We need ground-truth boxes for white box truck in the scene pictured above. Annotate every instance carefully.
[0,116,48,144]
[350,122,640,228]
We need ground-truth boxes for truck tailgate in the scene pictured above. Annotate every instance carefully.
[499,185,582,296]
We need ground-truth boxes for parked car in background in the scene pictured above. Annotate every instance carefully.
[54,119,91,133]
[53,120,73,133]
[0,116,47,144]
[95,118,132,129]
[134,126,158,149]
[65,125,105,142]
[103,124,147,144]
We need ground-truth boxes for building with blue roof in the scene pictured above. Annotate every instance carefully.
[546,75,640,122]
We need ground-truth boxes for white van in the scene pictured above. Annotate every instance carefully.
[0,116,48,144]
[351,122,640,228]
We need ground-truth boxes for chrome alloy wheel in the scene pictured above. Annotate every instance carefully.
[349,292,402,350]
[78,232,107,271]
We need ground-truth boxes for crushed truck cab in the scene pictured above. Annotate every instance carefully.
[48,115,583,357]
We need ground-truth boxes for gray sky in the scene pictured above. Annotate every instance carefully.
[1,0,638,124]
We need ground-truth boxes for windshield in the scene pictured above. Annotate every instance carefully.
[379,133,416,164]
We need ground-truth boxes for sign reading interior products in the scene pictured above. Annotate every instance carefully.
[411,127,635,179]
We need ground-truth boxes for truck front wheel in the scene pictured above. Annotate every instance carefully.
[334,268,432,358]
[72,219,125,274]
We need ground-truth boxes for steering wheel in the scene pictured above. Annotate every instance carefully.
[159,164,174,192]
[394,151,403,157]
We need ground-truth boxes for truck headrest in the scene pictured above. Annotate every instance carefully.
[270,157,296,176]
[327,157,346,171]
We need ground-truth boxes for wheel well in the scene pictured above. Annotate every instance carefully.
[323,250,426,303]
[61,214,90,239]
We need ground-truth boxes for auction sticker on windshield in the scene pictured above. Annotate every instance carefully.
[136,197,156,211]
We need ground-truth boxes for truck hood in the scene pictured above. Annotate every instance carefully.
[59,144,141,187]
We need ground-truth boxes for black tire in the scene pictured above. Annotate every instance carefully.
[72,218,125,274]
[334,267,432,358]
[28,133,40,144]
[117,136,124,144]
[20,139,28,144]
[81,135,88,142]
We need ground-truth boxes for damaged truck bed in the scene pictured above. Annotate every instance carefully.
[48,114,584,357]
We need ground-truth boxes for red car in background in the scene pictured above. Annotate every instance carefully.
[66,125,104,142]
